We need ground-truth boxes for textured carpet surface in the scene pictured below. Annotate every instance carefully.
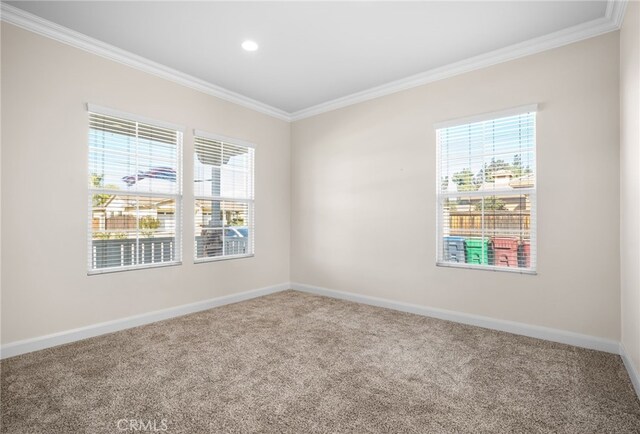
[2,290,639,433]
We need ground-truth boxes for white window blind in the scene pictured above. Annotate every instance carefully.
[88,108,183,273]
[436,106,536,273]
[194,132,255,261]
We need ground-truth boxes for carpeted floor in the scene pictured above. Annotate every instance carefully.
[1,290,639,433]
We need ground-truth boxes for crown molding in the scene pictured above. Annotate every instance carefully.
[0,1,628,123]
[290,0,629,121]
[0,3,291,122]
[606,0,629,28]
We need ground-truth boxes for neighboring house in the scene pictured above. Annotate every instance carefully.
[446,171,532,238]
[91,194,174,236]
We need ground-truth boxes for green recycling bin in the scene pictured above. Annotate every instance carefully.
[465,238,491,265]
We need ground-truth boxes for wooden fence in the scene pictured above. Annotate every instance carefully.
[448,212,531,237]
[105,215,137,230]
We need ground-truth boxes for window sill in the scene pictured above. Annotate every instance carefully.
[87,261,182,276]
[194,254,255,264]
[436,261,537,275]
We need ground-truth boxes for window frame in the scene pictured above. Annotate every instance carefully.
[435,105,537,275]
[86,104,184,275]
[192,130,255,264]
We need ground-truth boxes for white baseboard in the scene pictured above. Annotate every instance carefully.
[620,343,640,399]
[290,282,621,354]
[4,280,638,401]
[0,282,290,360]
[292,282,638,400]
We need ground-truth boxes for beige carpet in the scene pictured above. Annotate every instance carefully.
[1,290,639,433]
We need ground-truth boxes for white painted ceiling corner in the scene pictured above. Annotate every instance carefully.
[0,1,629,123]
[290,0,628,121]
[0,2,291,121]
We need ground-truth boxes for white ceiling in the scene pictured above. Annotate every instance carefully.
[7,1,610,115]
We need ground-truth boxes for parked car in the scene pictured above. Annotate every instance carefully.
[225,227,249,238]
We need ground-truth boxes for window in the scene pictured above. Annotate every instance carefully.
[436,105,536,273]
[193,131,254,261]
[88,106,183,273]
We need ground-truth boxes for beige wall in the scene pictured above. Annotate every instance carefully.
[0,20,628,347]
[0,24,291,344]
[291,32,621,340]
[621,1,640,374]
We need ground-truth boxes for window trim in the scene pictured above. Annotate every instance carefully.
[87,105,184,275]
[87,103,186,132]
[194,130,256,150]
[435,105,537,275]
[433,104,538,130]
[87,259,182,276]
[192,130,255,263]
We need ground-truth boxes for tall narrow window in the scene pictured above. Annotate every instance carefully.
[436,106,536,273]
[194,132,255,261]
[88,106,183,273]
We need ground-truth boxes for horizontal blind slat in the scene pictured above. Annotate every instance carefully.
[436,111,536,272]
[88,111,183,273]
[194,134,255,261]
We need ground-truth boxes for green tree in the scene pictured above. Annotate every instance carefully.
[511,154,532,178]
[229,214,245,226]
[452,155,531,192]
[93,232,111,240]
[477,158,510,184]
[139,216,160,237]
[475,196,506,211]
[452,169,479,191]
[90,173,119,207]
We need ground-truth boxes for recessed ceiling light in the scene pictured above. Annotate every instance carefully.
[241,40,259,52]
